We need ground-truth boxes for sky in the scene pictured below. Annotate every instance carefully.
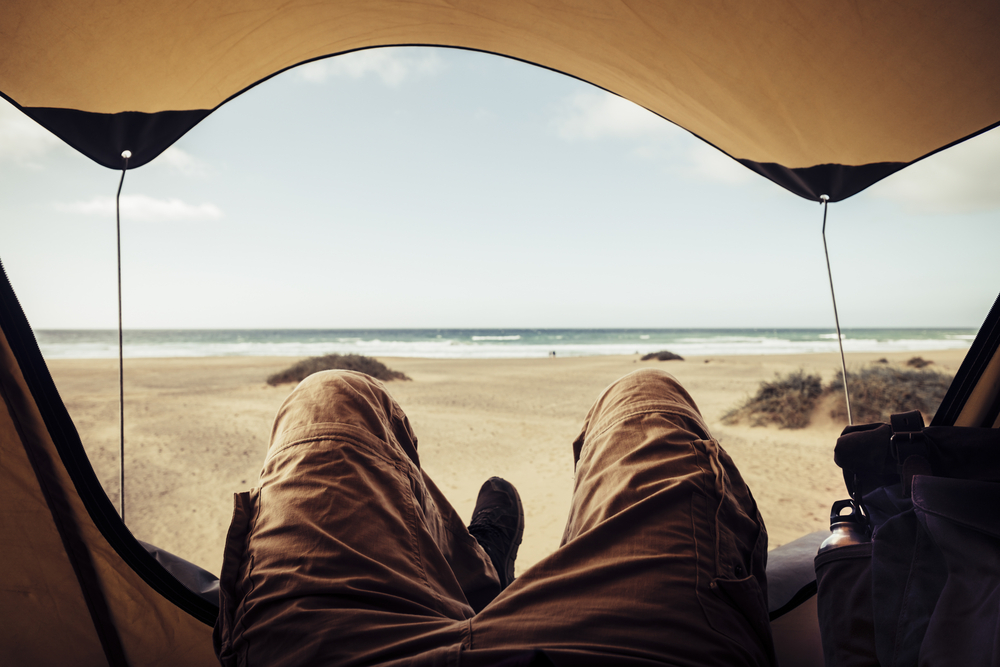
[1,47,999,330]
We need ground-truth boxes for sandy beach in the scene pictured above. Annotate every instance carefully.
[47,348,968,577]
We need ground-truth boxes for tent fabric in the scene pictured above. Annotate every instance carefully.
[934,291,1000,429]
[0,334,113,666]
[0,264,218,667]
[3,0,1000,200]
[3,3,1000,665]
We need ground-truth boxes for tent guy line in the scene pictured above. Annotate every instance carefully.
[819,194,853,426]
[116,149,131,523]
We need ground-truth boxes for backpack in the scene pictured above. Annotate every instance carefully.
[815,410,1000,666]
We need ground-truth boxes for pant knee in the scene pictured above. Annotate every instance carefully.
[294,368,388,399]
[615,367,683,392]
[270,370,418,463]
[599,368,699,415]
[574,369,708,460]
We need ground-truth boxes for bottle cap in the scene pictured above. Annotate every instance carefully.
[829,498,862,529]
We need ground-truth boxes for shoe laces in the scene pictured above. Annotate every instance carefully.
[470,508,515,557]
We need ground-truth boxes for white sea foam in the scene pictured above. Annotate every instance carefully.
[35,329,977,360]
[38,335,974,360]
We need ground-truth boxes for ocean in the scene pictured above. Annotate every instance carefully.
[34,328,978,360]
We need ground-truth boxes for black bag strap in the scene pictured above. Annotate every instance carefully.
[890,411,931,497]
[889,410,924,433]
[834,412,1000,503]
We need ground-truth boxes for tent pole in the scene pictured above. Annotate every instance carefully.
[820,195,853,425]
[116,150,131,522]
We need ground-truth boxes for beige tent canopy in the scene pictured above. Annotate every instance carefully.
[3,2,1000,665]
[3,0,1000,200]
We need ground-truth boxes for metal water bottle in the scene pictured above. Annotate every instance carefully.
[818,499,870,553]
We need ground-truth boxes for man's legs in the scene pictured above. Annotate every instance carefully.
[216,367,773,667]
[470,369,774,666]
[215,370,499,667]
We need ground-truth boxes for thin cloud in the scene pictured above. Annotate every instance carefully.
[0,101,61,166]
[553,91,674,141]
[295,49,445,86]
[553,90,753,184]
[873,127,1000,214]
[687,141,753,184]
[56,195,223,222]
[159,146,211,177]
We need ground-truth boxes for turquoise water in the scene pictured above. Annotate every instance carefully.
[34,328,977,360]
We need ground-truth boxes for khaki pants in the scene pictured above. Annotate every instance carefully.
[215,369,774,666]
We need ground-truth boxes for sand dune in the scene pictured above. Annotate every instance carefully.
[46,348,968,577]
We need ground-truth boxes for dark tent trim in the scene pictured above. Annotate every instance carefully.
[20,106,213,171]
[0,259,220,626]
[737,160,908,203]
[738,117,1000,202]
[933,290,1000,427]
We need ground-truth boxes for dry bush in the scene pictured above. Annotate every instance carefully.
[828,366,952,423]
[266,354,411,386]
[906,356,933,369]
[640,350,684,361]
[721,370,824,429]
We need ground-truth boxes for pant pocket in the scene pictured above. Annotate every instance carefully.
[703,527,775,664]
[692,438,775,664]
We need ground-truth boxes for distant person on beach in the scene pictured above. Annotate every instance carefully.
[215,368,772,666]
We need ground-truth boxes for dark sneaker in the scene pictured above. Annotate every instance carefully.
[468,477,524,590]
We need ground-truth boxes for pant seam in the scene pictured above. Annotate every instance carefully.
[462,617,473,652]
[691,438,725,623]
[238,490,263,667]
[398,461,456,618]
[587,401,707,444]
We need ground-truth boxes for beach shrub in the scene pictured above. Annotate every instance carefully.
[641,350,684,361]
[721,370,824,429]
[828,366,952,423]
[723,364,955,428]
[267,354,411,386]
[906,356,933,369]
